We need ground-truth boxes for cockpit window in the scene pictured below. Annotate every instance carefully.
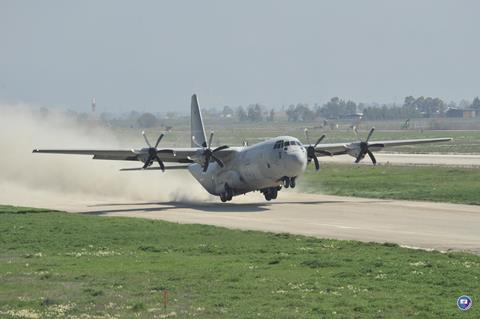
[275,140,302,149]
[273,140,284,149]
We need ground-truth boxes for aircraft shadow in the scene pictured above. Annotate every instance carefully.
[81,199,366,215]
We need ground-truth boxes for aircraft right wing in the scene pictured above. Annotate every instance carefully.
[32,146,241,169]
[313,137,452,157]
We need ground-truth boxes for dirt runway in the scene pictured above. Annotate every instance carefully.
[6,192,479,254]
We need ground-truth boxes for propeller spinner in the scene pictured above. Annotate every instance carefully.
[193,131,229,172]
[304,128,326,171]
[353,128,384,165]
[141,131,174,171]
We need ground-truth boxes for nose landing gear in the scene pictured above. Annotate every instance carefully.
[282,176,296,189]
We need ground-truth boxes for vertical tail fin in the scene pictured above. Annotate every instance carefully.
[191,94,207,147]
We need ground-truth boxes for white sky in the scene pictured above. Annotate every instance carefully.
[1,0,479,112]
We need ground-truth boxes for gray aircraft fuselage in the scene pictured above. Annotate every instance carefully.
[189,136,307,196]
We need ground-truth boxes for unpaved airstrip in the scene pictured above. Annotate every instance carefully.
[6,191,479,254]
[2,152,479,253]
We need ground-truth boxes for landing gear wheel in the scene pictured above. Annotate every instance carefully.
[271,188,278,199]
[225,184,233,201]
[264,192,272,201]
[220,193,227,202]
[283,177,290,188]
[289,177,296,189]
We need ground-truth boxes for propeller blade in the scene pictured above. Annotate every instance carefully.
[313,156,320,171]
[142,155,153,169]
[142,131,152,147]
[202,153,211,172]
[208,131,214,148]
[213,145,229,153]
[154,134,164,148]
[210,154,225,168]
[155,155,165,171]
[367,150,377,165]
[355,151,364,163]
[304,128,311,145]
[314,134,326,148]
[366,127,375,143]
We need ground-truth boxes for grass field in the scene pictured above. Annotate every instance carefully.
[300,164,480,205]
[112,122,480,154]
[1,205,479,318]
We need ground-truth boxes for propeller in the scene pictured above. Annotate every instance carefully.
[193,131,229,172]
[354,127,384,165]
[304,128,326,171]
[141,131,174,171]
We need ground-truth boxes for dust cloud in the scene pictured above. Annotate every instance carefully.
[0,103,210,208]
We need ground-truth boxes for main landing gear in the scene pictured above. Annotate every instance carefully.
[282,176,296,189]
[219,184,234,202]
[262,186,281,201]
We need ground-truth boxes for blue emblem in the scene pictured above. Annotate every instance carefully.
[457,295,472,311]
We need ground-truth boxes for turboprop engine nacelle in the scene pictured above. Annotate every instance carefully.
[346,143,362,158]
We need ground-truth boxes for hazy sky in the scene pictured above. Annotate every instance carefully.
[1,1,479,112]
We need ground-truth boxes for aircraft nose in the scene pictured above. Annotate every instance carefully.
[285,150,307,174]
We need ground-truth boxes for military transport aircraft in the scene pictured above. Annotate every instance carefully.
[33,95,451,202]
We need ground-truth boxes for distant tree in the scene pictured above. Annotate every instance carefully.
[236,106,248,122]
[267,108,275,122]
[247,104,263,122]
[319,97,357,119]
[285,104,315,122]
[166,112,177,119]
[471,97,480,110]
[127,110,141,121]
[137,112,158,128]
[286,105,298,122]
[222,105,234,117]
[459,99,471,108]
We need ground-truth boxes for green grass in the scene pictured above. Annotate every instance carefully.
[113,122,480,154]
[1,205,479,318]
[300,164,480,205]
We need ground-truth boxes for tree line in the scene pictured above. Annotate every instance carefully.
[53,95,480,128]
[207,96,480,123]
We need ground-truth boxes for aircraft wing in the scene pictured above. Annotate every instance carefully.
[32,147,239,165]
[32,149,141,161]
[313,137,452,156]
